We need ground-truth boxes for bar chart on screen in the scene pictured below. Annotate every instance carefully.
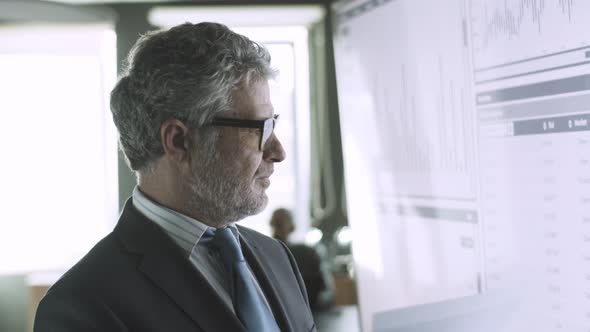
[335,0,478,200]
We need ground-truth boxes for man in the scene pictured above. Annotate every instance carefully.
[269,209,334,312]
[34,22,316,332]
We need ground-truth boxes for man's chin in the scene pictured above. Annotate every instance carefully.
[229,194,268,222]
[250,194,268,215]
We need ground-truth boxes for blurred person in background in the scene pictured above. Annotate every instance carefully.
[34,22,315,332]
[270,208,335,313]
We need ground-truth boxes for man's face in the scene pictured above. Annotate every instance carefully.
[185,80,286,225]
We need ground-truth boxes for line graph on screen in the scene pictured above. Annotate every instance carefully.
[471,0,588,68]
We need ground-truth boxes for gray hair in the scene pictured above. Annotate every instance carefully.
[110,22,276,172]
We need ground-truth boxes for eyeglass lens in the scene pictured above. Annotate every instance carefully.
[261,117,276,150]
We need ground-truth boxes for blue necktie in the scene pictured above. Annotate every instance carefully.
[210,227,281,332]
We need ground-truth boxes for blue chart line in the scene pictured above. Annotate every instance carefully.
[481,0,574,48]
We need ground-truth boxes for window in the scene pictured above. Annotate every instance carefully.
[0,24,118,274]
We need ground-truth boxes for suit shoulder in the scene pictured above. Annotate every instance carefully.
[35,232,135,331]
[47,231,134,296]
[236,224,279,245]
[236,225,295,263]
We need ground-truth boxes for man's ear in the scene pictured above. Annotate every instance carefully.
[160,118,190,164]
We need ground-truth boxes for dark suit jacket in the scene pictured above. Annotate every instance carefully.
[34,199,316,332]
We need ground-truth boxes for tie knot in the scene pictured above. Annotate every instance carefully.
[210,227,244,265]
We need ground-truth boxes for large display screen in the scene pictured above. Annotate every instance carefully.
[332,0,590,331]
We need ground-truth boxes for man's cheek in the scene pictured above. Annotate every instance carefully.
[237,128,260,150]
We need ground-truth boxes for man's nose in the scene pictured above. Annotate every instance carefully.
[263,133,286,162]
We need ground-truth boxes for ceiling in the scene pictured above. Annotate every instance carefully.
[39,0,329,5]
[1,0,328,24]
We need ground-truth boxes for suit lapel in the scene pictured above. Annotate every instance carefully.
[238,228,292,332]
[115,200,246,332]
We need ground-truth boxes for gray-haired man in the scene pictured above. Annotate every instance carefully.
[34,22,316,332]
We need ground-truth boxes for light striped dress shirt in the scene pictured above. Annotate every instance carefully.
[132,186,274,317]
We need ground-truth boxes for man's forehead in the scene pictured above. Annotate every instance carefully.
[224,81,274,119]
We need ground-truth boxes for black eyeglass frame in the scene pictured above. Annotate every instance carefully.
[209,114,279,150]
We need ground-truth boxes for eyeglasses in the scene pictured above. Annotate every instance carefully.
[209,114,279,150]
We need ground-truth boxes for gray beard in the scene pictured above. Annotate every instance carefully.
[183,147,267,228]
